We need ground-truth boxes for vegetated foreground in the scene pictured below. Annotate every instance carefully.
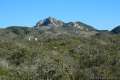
[0,17,120,80]
[0,34,120,80]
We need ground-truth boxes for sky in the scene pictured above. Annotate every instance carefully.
[0,0,120,30]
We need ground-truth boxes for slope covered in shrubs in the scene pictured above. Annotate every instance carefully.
[0,34,120,80]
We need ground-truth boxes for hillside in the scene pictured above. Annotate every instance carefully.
[111,25,120,34]
[0,17,120,80]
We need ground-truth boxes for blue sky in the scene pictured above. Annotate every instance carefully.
[0,0,120,30]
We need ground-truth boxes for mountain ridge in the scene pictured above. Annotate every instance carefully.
[35,17,96,31]
[0,17,119,41]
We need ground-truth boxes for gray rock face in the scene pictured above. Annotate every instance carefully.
[35,17,96,32]
[64,22,96,31]
[33,17,97,37]
[35,17,64,28]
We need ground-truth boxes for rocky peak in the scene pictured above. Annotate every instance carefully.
[36,17,64,28]
[65,21,96,31]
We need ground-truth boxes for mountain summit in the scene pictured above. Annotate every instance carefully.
[35,17,64,28]
[35,17,96,31]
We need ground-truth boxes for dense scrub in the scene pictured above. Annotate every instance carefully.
[0,34,120,80]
